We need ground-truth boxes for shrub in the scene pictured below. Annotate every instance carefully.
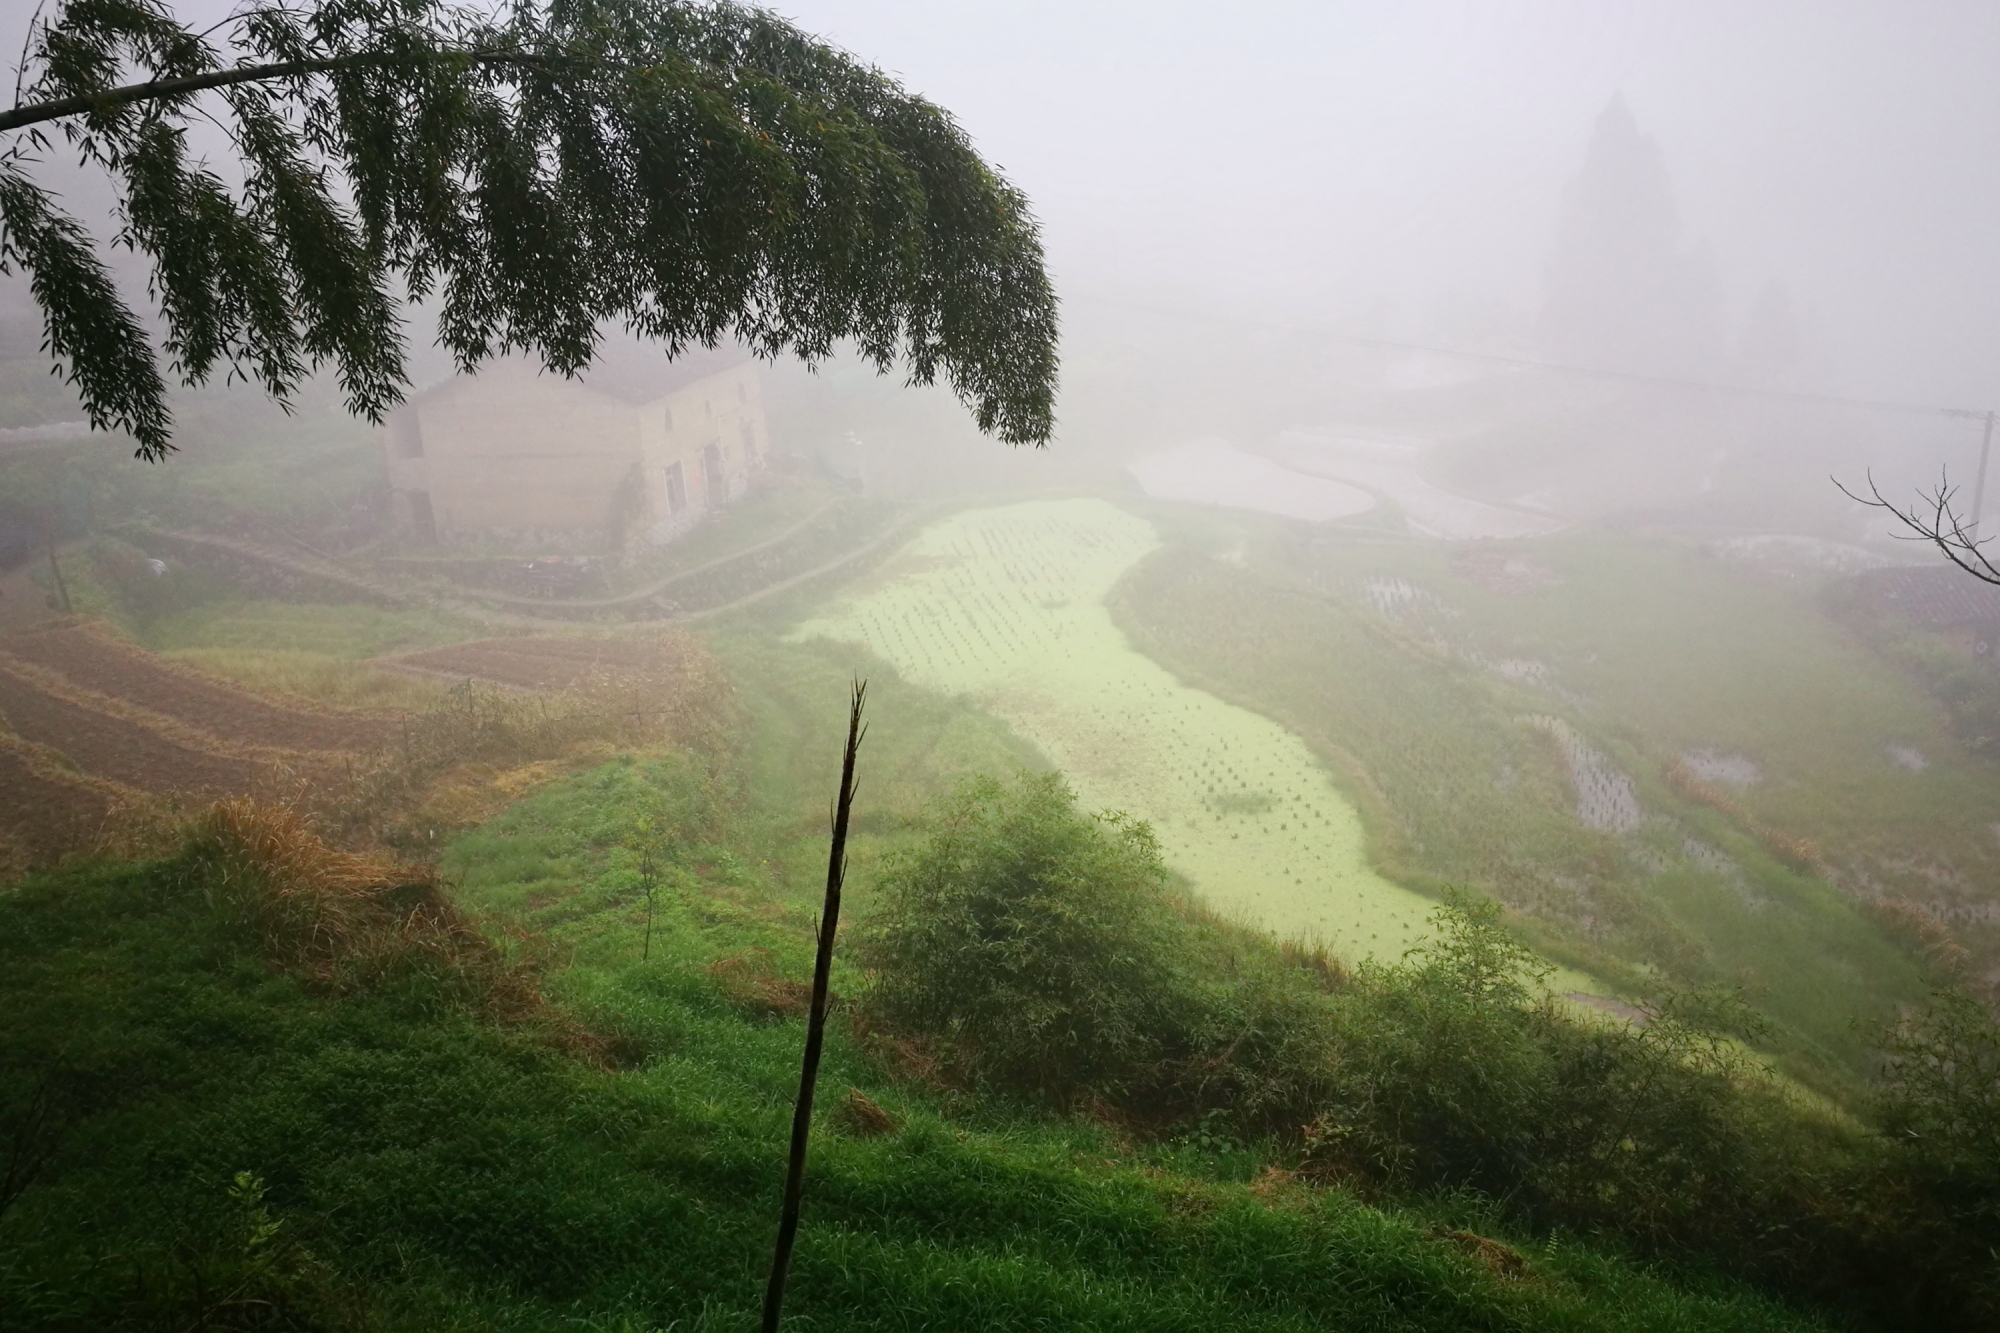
[1878,987,2000,1176]
[857,770,2000,1322]
[1874,987,2000,1301]
[1320,899,1805,1245]
[859,772,1227,1106]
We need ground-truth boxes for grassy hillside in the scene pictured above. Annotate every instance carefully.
[1107,520,1952,1092]
[8,475,1998,1328]
[0,770,1835,1333]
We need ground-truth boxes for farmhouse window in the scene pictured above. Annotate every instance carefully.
[665,461,687,513]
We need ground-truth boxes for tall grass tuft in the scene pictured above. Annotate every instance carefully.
[172,799,536,1013]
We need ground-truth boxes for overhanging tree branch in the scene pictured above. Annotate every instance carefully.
[0,49,566,135]
[0,0,1059,459]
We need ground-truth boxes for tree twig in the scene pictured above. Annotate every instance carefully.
[1835,469,2000,586]
[761,678,866,1332]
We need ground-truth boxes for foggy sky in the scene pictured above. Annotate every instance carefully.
[770,1,2000,412]
[7,1,2000,417]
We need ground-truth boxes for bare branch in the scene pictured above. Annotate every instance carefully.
[1835,469,2000,585]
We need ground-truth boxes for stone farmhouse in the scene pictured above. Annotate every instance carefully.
[382,345,767,551]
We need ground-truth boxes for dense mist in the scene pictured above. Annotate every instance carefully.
[752,0,2000,526]
[4,4,2000,1330]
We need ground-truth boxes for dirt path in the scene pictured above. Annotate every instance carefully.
[141,500,900,627]
[139,529,585,631]
[680,504,936,622]
[447,502,839,610]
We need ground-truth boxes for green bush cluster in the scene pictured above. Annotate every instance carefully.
[861,772,1220,1103]
[859,771,2000,1326]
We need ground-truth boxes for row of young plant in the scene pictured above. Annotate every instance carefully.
[856,771,2000,1330]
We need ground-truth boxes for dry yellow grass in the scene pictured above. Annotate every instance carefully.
[175,799,516,999]
[166,647,450,713]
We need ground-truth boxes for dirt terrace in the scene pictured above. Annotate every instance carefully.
[0,663,268,797]
[2,625,394,752]
[0,744,118,869]
[0,622,407,867]
[387,636,701,691]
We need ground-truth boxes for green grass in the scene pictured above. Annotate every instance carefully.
[145,599,475,659]
[162,647,450,712]
[0,762,1840,1332]
[706,631,1048,909]
[120,599,479,711]
[1105,522,1936,1092]
[1439,536,2000,893]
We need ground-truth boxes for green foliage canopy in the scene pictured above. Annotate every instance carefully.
[861,771,1218,1104]
[1878,988,2000,1185]
[0,0,1059,458]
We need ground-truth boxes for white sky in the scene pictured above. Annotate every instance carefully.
[770,0,2000,410]
[8,1,2000,412]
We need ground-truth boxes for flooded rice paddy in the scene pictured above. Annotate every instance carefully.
[791,497,1437,955]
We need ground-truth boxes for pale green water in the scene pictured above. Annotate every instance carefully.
[790,497,1437,956]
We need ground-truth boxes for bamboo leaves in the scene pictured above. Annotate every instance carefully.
[0,0,1057,459]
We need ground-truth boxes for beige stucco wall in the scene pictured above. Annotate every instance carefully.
[383,355,766,550]
[636,363,765,544]
[385,360,641,543]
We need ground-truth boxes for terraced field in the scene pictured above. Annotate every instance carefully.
[384,634,706,690]
[791,498,1439,955]
[5,624,394,751]
[0,744,121,866]
[0,663,267,794]
[0,623,393,867]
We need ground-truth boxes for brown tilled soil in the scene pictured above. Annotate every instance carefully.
[0,664,267,797]
[0,626,725,873]
[390,636,698,690]
[0,747,119,864]
[1,625,394,752]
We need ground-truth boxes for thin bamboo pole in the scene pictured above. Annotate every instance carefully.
[760,680,866,1332]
